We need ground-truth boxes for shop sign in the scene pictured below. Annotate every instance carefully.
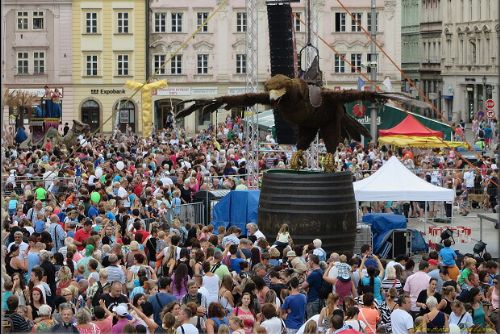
[90,88,126,95]
[156,88,191,96]
[191,87,218,96]
[227,87,247,95]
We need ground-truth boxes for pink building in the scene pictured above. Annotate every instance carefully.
[1,0,73,129]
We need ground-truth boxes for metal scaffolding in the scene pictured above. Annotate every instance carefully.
[244,0,260,188]
[302,0,321,170]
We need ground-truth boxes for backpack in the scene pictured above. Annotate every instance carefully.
[318,273,332,299]
[182,293,202,307]
[91,281,104,307]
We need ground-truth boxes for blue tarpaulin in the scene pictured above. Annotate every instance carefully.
[362,213,407,254]
[211,190,260,236]
[362,213,428,255]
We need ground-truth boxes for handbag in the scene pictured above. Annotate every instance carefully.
[280,319,288,334]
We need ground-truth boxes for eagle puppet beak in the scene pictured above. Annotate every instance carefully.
[269,88,286,101]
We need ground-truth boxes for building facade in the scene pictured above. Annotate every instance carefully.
[1,0,73,127]
[441,0,499,122]
[419,0,442,118]
[401,0,420,99]
[322,0,402,92]
[71,0,146,133]
[149,0,402,133]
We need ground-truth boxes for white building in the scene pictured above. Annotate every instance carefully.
[441,0,499,122]
[149,0,402,133]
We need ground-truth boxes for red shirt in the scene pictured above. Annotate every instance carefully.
[74,228,92,251]
[133,184,143,197]
[133,229,150,243]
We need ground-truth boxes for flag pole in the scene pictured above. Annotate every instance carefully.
[369,0,378,143]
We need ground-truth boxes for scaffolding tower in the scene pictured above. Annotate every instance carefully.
[302,0,322,170]
[244,0,260,188]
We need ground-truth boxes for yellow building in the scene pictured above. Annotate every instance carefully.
[71,0,145,133]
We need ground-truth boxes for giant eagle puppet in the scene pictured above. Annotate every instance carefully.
[175,75,429,172]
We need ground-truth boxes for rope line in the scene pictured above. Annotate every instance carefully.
[294,10,497,187]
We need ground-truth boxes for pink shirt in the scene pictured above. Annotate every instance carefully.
[94,316,113,334]
[403,271,431,311]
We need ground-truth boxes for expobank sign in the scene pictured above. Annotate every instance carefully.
[90,88,126,95]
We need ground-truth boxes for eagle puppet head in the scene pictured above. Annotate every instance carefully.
[264,75,308,103]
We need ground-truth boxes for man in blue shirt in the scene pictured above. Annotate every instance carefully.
[302,254,323,319]
[439,239,459,281]
[228,244,245,274]
[149,277,176,326]
[281,277,307,334]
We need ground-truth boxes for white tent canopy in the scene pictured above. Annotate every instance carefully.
[353,156,455,202]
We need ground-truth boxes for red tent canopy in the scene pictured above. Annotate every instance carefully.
[379,114,443,138]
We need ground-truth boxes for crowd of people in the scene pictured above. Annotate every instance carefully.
[1,116,499,334]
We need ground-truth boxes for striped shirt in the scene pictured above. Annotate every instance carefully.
[106,265,126,284]
[5,311,32,332]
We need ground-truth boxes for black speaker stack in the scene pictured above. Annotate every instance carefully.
[266,2,298,145]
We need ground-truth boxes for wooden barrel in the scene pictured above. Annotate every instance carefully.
[258,170,357,255]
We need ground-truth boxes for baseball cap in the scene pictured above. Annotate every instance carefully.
[428,259,439,266]
[113,304,133,320]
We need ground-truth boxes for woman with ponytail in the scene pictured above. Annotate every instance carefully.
[358,253,384,304]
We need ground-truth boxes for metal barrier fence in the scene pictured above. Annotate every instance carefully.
[143,202,206,230]
[178,202,205,226]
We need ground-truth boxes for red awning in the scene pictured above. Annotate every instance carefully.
[379,114,443,138]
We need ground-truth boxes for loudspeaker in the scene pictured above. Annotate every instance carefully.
[266,3,298,144]
[392,230,411,259]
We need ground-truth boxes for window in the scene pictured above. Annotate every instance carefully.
[34,51,45,74]
[471,40,476,65]
[154,13,166,32]
[350,53,362,73]
[17,11,28,30]
[367,12,378,32]
[367,53,375,73]
[117,54,129,76]
[171,54,182,74]
[33,11,44,30]
[335,13,346,32]
[197,12,209,32]
[17,52,29,74]
[85,55,98,76]
[294,12,302,31]
[236,12,247,32]
[351,13,362,32]
[153,54,166,75]
[171,13,183,32]
[197,54,208,74]
[86,12,98,33]
[117,12,129,33]
[334,54,346,73]
[236,54,246,74]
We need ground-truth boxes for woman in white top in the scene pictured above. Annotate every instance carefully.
[260,303,283,334]
[273,224,292,256]
[344,306,367,333]
[201,261,220,306]
[448,300,473,334]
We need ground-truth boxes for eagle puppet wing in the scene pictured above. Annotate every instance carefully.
[175,92,271,119]
[175,75,431,158]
